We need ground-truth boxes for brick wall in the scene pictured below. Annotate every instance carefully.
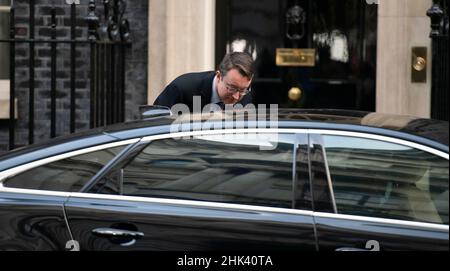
[0,0,148,153]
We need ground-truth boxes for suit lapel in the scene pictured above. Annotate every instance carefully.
[198,72,215,109]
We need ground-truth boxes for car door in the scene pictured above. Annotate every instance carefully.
[309,132,449,251]
[64,130,318,251]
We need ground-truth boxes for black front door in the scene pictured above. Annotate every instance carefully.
[216,0,377,111]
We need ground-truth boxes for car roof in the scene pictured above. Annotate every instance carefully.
[102,109,448,146]
[277,109,449,146]
[0,109,448,171]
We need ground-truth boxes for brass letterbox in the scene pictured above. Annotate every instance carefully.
[276,48,316,67]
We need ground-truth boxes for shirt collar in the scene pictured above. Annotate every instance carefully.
[211,75,221,104]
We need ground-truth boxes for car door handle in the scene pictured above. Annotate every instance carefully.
[92,228,144,239]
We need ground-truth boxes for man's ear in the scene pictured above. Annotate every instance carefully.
[215,70,221,79]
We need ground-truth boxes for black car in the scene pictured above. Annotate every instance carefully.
[0,109,448,251]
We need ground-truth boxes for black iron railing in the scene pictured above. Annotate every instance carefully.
[0,0,131,151]
[428,0,449,121]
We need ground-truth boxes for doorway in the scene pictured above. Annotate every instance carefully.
[216,0,378,111]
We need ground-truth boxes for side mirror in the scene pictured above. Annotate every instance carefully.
[139,105,172,120]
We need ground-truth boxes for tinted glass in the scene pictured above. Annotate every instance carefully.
[3,146,126,192]
[97,133,298,209]
[323,135,449,225]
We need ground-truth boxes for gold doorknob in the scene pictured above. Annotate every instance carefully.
[288,87,302,101]
[413,57,426,71]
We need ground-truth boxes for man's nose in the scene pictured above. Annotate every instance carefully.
[232,91,241,100]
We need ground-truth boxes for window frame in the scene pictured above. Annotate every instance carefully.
[0,139,140,192]
[314,129,449,227]
[1,127,446,225]
[85,129,312,211]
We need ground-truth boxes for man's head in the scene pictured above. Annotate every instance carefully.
[216,52,255,105]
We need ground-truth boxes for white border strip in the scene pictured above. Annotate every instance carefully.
[140,128,309,142]
[309,129,449,160]
[0,187,314,217]
[0,187,71,197]
[69,192,315,216]
[0,139,140,184]
[1,186,446,232]
[314,212,449,232]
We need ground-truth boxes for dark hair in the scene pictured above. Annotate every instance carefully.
[218,52,255,79]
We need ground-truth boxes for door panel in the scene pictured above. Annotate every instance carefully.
[64,132,317,250]
[314,214,449,251]
[65,196,316,251]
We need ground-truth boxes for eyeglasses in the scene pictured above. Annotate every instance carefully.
[222,79,252,96]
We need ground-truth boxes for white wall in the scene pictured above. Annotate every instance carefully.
[148,0,216,105]
[376,0,433,118]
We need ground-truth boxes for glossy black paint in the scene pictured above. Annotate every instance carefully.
[0,192,71,251]
[314,216,449,251]
[65,197,317,251]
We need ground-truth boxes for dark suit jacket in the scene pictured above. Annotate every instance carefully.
[153,71,253,112]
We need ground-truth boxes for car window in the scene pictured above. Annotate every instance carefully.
[322,135,449,225]
[93,133,302,209]
[2,146,126,192]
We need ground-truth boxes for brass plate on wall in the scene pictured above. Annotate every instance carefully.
[276,48,316,67]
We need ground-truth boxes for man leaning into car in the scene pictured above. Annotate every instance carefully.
[154,52,255,112]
